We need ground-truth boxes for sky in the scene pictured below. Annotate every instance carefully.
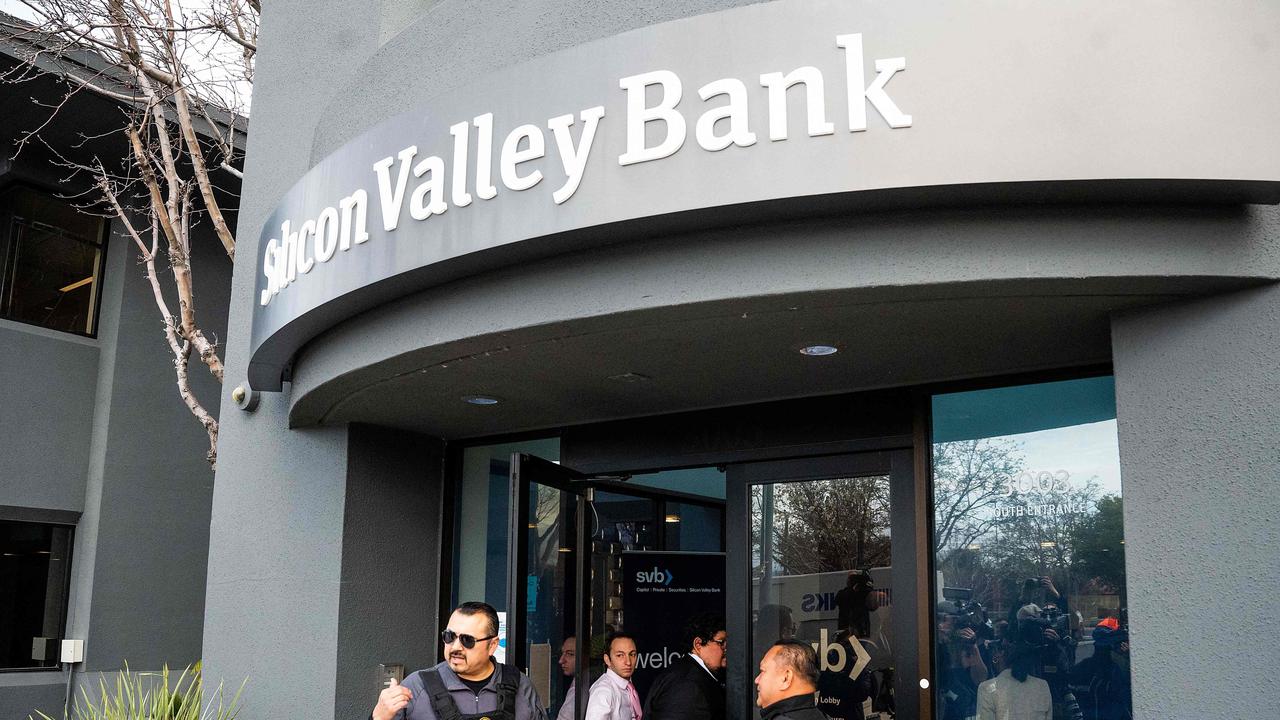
[1010,419,1124,498]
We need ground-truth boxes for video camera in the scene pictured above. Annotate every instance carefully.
[849,568,874,591]
[940,596,993,645]
[1017,605,1072,647]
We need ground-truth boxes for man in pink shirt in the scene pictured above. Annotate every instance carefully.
[585,632,642,720]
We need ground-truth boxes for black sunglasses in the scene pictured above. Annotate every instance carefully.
[442,629,497,649]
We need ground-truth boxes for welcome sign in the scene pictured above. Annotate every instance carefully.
[248,0,1280,388]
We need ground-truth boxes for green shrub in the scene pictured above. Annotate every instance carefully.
[30,663,243,720]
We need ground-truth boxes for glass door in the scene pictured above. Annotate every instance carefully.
[727,450,924,720]
[506,454,728,720]
[505,453,585,720]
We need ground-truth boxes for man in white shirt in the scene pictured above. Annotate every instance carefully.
[585,632,642,720]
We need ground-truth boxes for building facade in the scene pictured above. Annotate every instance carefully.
[0,16,237,718]
[205,2,1279,720]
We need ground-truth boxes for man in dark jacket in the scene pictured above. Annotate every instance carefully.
[755,640,825,720]
[642,613,726,720]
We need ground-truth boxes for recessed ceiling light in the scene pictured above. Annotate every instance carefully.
[664,514,681,523]
[462,395,500,405]
[799,345,838,356]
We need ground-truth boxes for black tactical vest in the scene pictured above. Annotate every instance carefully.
[419,664,520,720]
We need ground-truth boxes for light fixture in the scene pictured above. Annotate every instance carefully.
[665,514,681,523]
[799,345,838,356]
[1039,541,1057,548]
[966,544,981,551]
[462,395,500,405]
[557,547,572,553]
[919,679,930,689]
[527,523,537,529]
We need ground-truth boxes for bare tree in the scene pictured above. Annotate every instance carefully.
[757,476,893,576]
[2,0,257,467]
[932,438,1024,560]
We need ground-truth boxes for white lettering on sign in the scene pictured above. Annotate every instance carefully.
[636,646,684,670]
[812,627,871,680]
[259,33,911,306]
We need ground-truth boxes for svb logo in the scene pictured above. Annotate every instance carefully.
[635,566,674,586]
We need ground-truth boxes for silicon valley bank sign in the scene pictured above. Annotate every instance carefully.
[257,33,910,310]
[247,0,1280,388]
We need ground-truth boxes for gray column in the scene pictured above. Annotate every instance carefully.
[201,401,349,718]
[1111,283,1280,718]
[336,424,445,719]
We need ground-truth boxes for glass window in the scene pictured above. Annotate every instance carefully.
[0,520,73,670]
[0,186,105,335]
[931,376,1130,720]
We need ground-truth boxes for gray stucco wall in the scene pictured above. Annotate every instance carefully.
[0,322,97,512]
[336,425,445,719]
[75,214,232,672]
[1112,284,1280,717]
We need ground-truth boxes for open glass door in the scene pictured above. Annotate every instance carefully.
[505,453,586,720]
[506,454,728,720]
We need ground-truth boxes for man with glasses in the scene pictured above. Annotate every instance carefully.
[371,601,548,720]
[642,613,726,720]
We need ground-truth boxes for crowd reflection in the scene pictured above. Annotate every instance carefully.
[936,581,1131,720]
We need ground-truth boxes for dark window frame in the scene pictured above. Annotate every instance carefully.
[0,181,110,339]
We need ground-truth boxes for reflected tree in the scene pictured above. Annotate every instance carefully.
[1068,495,1126,594]
[763,476,891,575]
[932,439,1024,560]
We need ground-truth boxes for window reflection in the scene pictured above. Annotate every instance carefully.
[931,377,1131,720]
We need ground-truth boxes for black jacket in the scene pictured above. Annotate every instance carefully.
[759,694,826,720]
[642,655,725,720]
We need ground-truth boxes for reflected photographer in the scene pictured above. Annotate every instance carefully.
[937,600,992,720]
[1012,604,1081,720]
[1070,619,1131,720]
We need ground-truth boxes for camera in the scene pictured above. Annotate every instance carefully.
[941,598,993,645]
[849,569,874,590]
[1017,605,1072,647]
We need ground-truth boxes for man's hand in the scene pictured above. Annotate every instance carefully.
[372,677,412,720]
[956,627,977,642]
